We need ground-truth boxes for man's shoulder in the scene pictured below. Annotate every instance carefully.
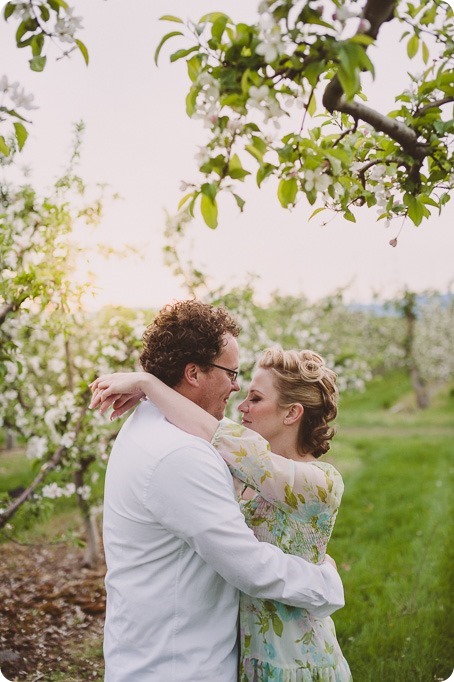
[116,400,218,459]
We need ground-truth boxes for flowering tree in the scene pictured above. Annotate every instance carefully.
[157,0,454,237]
[1,0,86,157]
[0,127,148,566]
[388,288,454,407]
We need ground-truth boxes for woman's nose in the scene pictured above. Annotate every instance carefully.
[238,400,247,413]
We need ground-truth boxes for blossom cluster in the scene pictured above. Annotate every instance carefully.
[0,75,37,111]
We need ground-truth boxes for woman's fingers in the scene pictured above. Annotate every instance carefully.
[110,395,143,420]
[98,393,122,415]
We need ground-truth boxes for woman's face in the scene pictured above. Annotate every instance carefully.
[238,367,288,443]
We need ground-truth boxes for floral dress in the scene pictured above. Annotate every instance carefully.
[212,419,352,682]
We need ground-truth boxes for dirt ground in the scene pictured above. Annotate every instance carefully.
[0,541,106,682]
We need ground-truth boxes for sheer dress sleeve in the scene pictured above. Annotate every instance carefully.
[212,418,344,519]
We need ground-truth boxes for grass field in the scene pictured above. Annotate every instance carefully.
[329,372,454,681]
[1,371,453,681]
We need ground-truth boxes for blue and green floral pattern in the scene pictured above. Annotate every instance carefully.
[212,419,352,681]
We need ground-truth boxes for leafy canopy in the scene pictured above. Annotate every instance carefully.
[157,0,454,232]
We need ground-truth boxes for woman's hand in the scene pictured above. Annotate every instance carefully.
[89,372,149,419]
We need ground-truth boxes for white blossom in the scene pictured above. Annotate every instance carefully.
[256,31,285,63]
[195,147,211,166]
[76,485,91,501]
[304,168,332,192]
[248,84,270,107]
[11,87,38,111]
[42,482,63,499]
[27,436,48,460]
[333,6,362,22]
[60,431,76,448]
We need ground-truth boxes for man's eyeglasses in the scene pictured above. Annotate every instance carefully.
[206,362,239,384]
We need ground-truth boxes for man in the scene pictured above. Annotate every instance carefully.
[98,300,344,682]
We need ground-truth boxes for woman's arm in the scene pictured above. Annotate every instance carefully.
[89,371,219,441]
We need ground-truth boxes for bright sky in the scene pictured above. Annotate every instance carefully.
[1,0,453,310]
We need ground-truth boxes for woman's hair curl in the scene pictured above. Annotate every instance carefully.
[257,348,338,458]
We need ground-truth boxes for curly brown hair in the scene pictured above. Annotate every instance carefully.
[257,348,338,458]
[139,299,240,387]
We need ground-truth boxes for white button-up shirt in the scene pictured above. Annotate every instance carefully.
[103,401,344,682]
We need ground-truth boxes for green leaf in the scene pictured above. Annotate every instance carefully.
[419,193,438,208]
[421,41,429,64]
[284,484,298,509]
[232,193,245,212]
[344,208,356,222]
[271,613,284,637]
[309,206,326,221]
[277,178,298,208]
[211,15,228,43]
[185,86,199,117]
[201,182,217,201]
[4,3,15,21]
[316,486,327,503]
[200,193,218,229]
[16,18,38,45]
[257,163,276,188]
[199,12,230,24]
[337,65,359,100]
[29,55,47,72]
[245,144,263,163]
[159,15,184,23]
[31,34,44,57]
[48,0,69,10]
[307,92,317,117]
[404,194,426,226]
[407,34,419,59]
[13,122,28,150]
[39,4,50,22]
[0,136,11,156]
[3,107,29,122]
[228,154,250,180]
[187,55,203,83]
[304,60,326,87]
[154,31,183,66]
[75,39,89,65]
[170,46,198,63]
[177,192,193,210]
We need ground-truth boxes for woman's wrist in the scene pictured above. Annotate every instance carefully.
[138,372,154,396]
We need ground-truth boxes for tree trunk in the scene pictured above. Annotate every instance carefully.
[402,292,430,409]
[410,366,430,410]
[5,430,15,450]
[74,461,101,569]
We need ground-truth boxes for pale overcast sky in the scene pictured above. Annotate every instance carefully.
[1,0,453,309]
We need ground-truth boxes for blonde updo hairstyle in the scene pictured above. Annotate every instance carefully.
[257,348,338,458]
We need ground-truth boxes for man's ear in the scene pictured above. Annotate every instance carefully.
[183,363,200,387]
[283,403,304,425]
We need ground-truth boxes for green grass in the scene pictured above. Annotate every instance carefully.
[329,376,454,681]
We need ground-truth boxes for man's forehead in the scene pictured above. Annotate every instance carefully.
[218,334,239,362]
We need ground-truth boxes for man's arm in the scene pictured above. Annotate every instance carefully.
[146,444,344,618]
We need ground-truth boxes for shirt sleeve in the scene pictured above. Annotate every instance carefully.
[212,419,344,518]
[145,443,344,618]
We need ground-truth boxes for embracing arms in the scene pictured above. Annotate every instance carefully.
[89,371,219,441]
[90,372,343,515]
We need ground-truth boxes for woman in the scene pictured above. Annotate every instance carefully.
[90,348,352,681]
